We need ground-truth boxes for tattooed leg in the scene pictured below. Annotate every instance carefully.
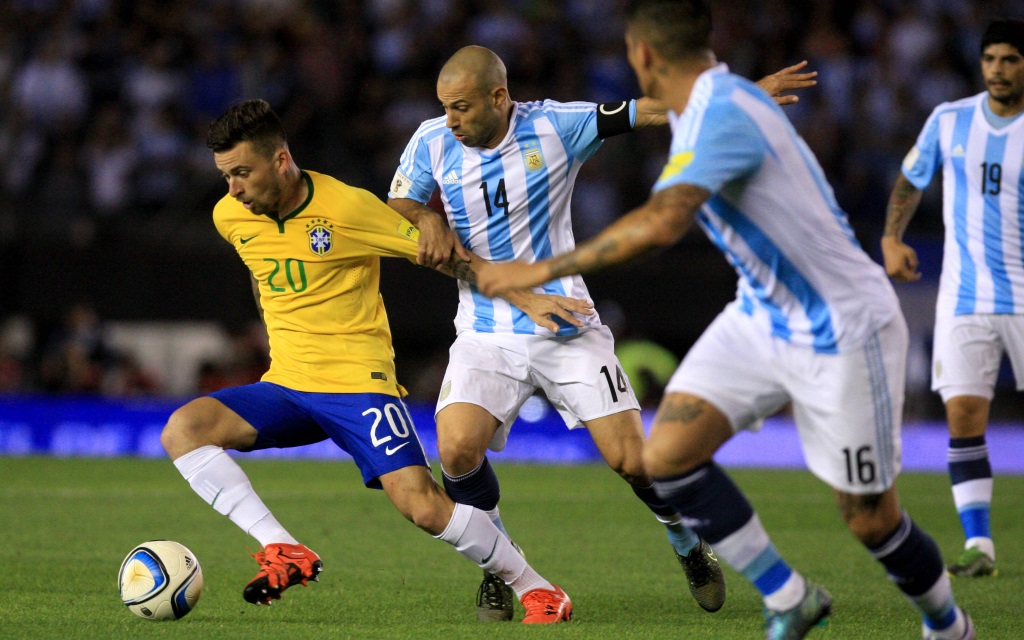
[834,486,903,546]
[643,393,733,479]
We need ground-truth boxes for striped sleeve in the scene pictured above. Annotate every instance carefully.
[655,89,766,195]
[536,100,604,163]
[902,105,945,191]
[389,118,445,203]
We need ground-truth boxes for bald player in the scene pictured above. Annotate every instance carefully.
[387,45,815,621]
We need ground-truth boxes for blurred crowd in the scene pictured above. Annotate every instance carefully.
[0,0,1018,402]
[0,302,271,396]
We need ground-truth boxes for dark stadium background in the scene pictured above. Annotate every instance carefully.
[0,0,1020,424]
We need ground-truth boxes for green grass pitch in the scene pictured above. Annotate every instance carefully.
[1,457,1020,639]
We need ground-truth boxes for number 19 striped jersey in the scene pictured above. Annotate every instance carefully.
[389,100,608,337]
[902,92,1024,317]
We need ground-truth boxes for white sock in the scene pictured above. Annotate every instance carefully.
[484,507,510,538]
[964,537,995,560]
[763,572,806,612]
[173,445,295,546]
[435,503,549,595]
[509,565,551,598]
[914,573,966,638]
[248,513,298,547]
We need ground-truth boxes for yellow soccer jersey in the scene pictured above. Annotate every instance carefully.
[212,170,420,395]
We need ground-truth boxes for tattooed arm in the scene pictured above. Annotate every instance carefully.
[436,253,594,332]
[880,173,925,283]
[476,183,711,296]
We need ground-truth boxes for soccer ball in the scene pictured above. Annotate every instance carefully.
[118,540,203,620]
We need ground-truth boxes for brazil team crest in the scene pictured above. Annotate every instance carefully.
[306,218,334,256]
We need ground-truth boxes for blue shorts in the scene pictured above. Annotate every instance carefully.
[210,382,429,488]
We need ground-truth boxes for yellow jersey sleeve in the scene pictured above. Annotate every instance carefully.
[332,182,421,260]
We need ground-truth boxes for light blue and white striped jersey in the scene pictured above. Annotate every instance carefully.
[902,92,1024,317]
[654,64,899,354]
[390,100,610,336]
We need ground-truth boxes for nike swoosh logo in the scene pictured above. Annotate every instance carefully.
[240,235,258,244]
[385,442,410,456]
[481,537,500,564]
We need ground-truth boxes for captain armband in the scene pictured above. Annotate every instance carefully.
[596,100,634,138]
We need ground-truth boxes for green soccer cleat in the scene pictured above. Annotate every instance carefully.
[763,580,832,640]
[677,538,727,612]
[475,539,523,621]
[948,547,997,577]
[476,571,514,621]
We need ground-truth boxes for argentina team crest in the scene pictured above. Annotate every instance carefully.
[522,141,545,172]
[306,218,334,256]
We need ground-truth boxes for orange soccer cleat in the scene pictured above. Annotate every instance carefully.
[520,585,572,624]
[243,542,323,605]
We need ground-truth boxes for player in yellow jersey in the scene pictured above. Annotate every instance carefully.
[159,99,584,623]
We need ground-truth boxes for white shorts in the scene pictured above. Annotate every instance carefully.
[436,326,640,451]
[932,313,1024,402]
[665,304,908,494]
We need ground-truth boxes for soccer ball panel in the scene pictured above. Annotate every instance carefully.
[118,540,203,620]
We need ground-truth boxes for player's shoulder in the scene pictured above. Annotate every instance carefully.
[516,99,596,120]
[407,115,450,143]
[690,68,766,121]
[211,194,249,239]
[212,193,244,223]
[306,170,379,204]
[706,67,764,104]
[305,169,348,200]
[927,92,985,119]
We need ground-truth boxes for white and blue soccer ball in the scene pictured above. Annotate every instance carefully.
[118,540,203,620]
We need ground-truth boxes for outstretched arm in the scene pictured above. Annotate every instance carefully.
[436,250,593,332]
[756,60,818,106]
[630,62,817,133]
[477,183,711,296]
[633,97,670,128]
[880,173,925,282]
[388,197,467,270]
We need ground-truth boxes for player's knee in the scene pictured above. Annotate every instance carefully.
[847,513,897,546]
[436,432,488,475]
[400,488,452,535]
[837,491,901,546]
[609,452,647,486]
[641,438,704,479]
[160,402,215,460]
[944,396,989,436]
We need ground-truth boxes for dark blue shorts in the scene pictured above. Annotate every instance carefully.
[210,382,429,488]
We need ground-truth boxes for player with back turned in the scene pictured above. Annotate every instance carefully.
[387,44,816,621]
[159,99,589,623]
[881,17,1024,580]
[477,2,975,638]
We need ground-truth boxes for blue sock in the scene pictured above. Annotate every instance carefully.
[631,483,699,555]
[869,511,957,631]
[442,457,501,510]
[654,462,794,598]
[948,436,992,544]
[442,457,509,537]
